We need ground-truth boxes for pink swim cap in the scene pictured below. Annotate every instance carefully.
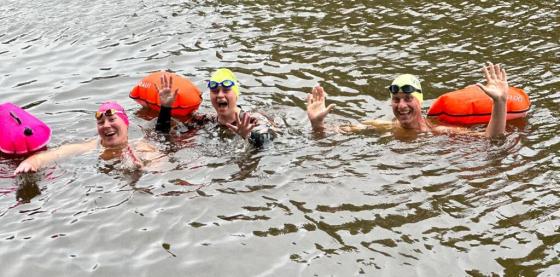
[97,101,129,126]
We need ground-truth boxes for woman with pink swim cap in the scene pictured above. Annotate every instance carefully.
[15,101,157,174]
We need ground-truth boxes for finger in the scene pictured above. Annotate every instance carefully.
[501,68,507,83]
[325,104,336,113]
[306,93,313,106]
[487,62,497,80]
[475,83,490,95]
[173,88,179,98]
[317,86,325,102]
[495,64,502,80]
[163,74,169,88]
[225,123,238,132]
[159,76,164,91]
[242,112,250,127]
[482,65,491,84]
[313,86,320,102]
[247,122,256,133]
[235,112,242,126]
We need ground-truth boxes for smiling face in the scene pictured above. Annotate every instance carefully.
[391,92,424,129]
[210,86,238,120]
[96,114,128,148]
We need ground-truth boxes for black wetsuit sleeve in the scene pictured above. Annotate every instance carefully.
[155,106,172,133]
[247,121,276,147]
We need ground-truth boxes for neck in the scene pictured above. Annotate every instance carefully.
[100,139,128,151]
[400,116,430,132]
[217,106,240,125]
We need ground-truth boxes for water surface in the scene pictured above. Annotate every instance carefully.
[1,0,559,276]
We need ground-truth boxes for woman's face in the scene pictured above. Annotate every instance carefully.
[96,112,128,148]
[210,86,238,118]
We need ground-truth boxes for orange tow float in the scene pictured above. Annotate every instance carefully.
[129,72,202,117]
[427,85,530,124]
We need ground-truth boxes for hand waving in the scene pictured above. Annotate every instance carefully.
[306,85,336,129]
[158,73,178,107]
[226,112,258,140]
[476,62,508,102]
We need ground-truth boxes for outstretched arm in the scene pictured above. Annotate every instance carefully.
[14,140,97,174]
[306,85,336,131]
[477,62,508,138]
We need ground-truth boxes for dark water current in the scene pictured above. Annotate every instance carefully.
[1,1,559,276]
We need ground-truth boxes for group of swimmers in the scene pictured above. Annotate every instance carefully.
[14,62,510,174]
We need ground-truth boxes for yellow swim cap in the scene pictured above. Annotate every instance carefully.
[210,68,239,96]
[390,74,423,104]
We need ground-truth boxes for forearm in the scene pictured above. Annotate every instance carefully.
[485,98,507,138]
[155,106,172,133]
[310,120,326,132]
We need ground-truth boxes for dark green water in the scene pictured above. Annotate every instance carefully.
[1,1,559,276]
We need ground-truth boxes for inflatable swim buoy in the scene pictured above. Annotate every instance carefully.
[129,72,202,117]
[0,103,51,155]
[427,85,530,124]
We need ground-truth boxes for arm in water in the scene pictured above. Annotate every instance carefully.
[14,140,97,174]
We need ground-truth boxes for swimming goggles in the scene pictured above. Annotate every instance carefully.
[207,80,235,91]
[95,109,124,119]
[388,85,421,94]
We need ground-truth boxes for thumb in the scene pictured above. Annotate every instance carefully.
[325,104,336,113]
[476,83,490,94]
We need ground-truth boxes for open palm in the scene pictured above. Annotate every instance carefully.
[158,73,178,107]
[477,62,508,101]
[307,85,335,126]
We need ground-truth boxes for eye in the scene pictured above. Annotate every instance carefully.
[404,95,414,102]
[392,97,400,103]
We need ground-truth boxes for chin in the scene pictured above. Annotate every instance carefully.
[102,138,126,148]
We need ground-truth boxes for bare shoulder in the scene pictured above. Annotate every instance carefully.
[133,139,157,152]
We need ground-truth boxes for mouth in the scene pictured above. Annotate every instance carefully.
[397,110,411,117]
[104,130,116,138]
[217,99,229,109]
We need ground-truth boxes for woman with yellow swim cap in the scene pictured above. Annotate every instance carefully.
[155,68,275,147]
[307,62,509,138]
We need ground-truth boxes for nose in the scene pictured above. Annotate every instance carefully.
[101,119,112,128]
[216,87,228,95]
[396,98,407,108]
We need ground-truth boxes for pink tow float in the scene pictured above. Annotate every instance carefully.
[0,102,51,155]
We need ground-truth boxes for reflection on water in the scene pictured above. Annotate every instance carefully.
[1,0,559,276]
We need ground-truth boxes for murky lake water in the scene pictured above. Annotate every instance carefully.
[1,0,559,276]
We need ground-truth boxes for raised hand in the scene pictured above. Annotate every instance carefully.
[477,62,508,102]
[478,62,508,138]
[226,112,258,140]
[158,73,178,107]
[306,85,336,130]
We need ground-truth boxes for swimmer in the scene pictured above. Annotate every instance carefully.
[307,62,509,138]
[155,68,275,147]
[14,102,159,174]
